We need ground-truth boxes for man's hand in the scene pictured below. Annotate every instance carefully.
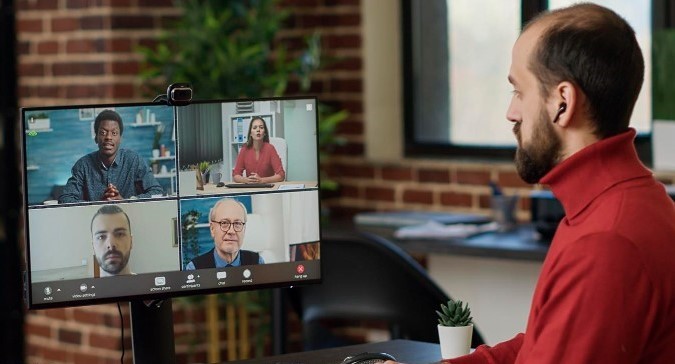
[103,183,122,200]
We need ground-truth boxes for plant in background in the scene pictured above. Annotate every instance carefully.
[181,209,202,267]
[437,299,473,327]
[137,0,347,359]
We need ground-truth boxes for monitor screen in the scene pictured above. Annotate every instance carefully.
[22,97,321,309]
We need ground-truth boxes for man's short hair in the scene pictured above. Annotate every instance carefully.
[527,3,644,138]
[209,198,248,222]
[94,109,124,137]
[91,204,131,233]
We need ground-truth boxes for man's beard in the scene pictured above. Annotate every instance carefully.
[513,107,562,184]
[97,250,131,275]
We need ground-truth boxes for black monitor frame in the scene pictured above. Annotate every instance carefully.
[21,95,322,362]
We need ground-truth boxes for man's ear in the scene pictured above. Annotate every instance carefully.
[554,81,577,127]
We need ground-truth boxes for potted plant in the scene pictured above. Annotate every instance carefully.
[436,298,474,359]
[198,161,211,185]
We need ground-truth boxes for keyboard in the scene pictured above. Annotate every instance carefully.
[224,183,274,188]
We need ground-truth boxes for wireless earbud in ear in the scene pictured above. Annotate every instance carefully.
[552,103,567,123]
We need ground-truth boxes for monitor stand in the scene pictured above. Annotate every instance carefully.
[129,299,176,364]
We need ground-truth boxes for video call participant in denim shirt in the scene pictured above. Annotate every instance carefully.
[59,109,163,203]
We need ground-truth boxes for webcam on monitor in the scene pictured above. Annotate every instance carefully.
[166,83,192,106]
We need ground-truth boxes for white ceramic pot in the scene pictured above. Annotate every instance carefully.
[438,324,473,359]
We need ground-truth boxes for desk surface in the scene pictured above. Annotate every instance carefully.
[324,221,550,262]
[229,340,442,364]
[196,181,318,195]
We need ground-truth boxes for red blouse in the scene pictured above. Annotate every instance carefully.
[232,142,285,180]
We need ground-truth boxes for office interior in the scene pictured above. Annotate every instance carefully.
[2,1,675,363]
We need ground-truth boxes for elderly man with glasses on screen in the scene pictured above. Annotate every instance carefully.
[185,197,265,270]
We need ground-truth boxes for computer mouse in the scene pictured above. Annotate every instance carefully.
[216,182,225,187]
[342,352,396,364]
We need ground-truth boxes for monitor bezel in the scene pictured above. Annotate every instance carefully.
[21,95,323,310]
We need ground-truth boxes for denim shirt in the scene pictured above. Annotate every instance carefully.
[59,149,163,203]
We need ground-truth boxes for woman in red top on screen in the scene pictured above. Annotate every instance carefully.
[232,116,285,183]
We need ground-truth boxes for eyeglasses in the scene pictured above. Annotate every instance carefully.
[211,220,246,232]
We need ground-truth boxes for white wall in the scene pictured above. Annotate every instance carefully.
[428,255,541,345]
[282,99,318,181]
[247,190,321,263]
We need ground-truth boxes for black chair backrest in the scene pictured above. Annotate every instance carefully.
[285,231,485,349]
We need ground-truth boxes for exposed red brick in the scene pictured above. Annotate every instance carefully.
[280,0,321,6]
[109,0,133,7]
[326,14,361,27]
[37,40,59,54]
[18,41,30,55]
[478,194,492,209]
[17,18,43,32]
[340,184,360,198]
[111,15,156,29]
[25,321,51,338]
[403,189,433,204]
[52,17,79,32]
[137,38,160,49]
[381,166,413,181]
[58,328,82,344]
[337,100,363,114]
[498,171,532,188]
[112,83,136,98]
[53,62,105,76]
[73,308,106,325]
[336,120,362,135]
[90,332,122,351]
[111,61,140,75]
[66,84,108,98]
[108,38,133,52]
[67,0,107,8]
[40,346,68,362]
[330,79,362,93]
[336,164,374,179]
[81,16,105,30]
[333,142,364,156]
[44,308,68,320]
[364,186,395,202]
[66,38,106,53]
[34,85,60,98]
[325,0,359,5]
[19,63,44,77]
[456,169,491,185]
[139,0,175,6]
[440,191,473,207]
[519,195,531,212]
[18,0,58,10]
[73,352,104,364]
[325,57,362,71]
[325,34,361,49]
[418,169,451,184]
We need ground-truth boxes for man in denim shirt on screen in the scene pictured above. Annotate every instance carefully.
[59,109,163,203]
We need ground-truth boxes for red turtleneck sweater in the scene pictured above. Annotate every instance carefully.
[451,129,675,364]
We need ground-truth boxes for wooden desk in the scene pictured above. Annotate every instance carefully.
[229,340,442,364]
[195,181,318,195]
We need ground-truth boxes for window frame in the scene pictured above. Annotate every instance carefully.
[401,0,654,164]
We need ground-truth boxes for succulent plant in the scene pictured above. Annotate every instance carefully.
[437,299,473,327]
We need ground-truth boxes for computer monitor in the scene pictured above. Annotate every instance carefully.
[21,97,321,358]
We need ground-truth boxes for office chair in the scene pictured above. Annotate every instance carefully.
[284,231,485,350]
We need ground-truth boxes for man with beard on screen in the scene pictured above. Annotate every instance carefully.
[387,3,675,364]
[91,205,134,277]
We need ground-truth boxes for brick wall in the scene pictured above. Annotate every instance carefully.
[16,0,675,363]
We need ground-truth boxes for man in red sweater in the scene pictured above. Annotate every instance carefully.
[387,3,675,364]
